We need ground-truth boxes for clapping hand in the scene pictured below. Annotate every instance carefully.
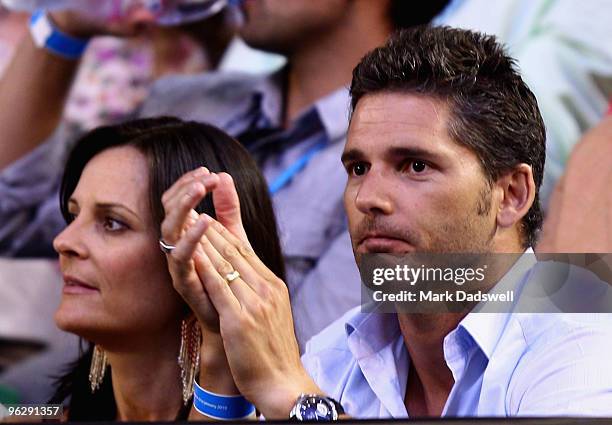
[162,168,321,419]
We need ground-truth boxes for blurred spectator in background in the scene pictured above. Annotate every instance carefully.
[0,7,27,75]
[0,5,281,133]
[62,30,211,134]
[437,0,612,207]
[538,103,612,253]
[0,7,235,134]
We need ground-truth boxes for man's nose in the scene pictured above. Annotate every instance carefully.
[354,170,394,217]
[53,218,89,259]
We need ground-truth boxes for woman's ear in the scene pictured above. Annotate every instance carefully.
[496,163,536,229]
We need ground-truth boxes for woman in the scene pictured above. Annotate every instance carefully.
[49,116,285,421]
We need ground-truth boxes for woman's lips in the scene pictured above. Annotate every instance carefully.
[63,278,99,295]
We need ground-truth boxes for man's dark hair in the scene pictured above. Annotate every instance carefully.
[350,26,546,248]
[389,0,451,29]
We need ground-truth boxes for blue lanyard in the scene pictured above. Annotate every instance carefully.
[269,141,327,195]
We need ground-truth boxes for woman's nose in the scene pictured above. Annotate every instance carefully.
[53,218,89,259]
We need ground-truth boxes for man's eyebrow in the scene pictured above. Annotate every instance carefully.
[341,149,364,164]
[341,146,445,164]
[386,146,445,163]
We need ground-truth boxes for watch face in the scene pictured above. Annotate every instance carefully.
[298,396,335,421]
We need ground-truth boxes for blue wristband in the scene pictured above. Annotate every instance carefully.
[193,380,256,420]
[29,10,89,60]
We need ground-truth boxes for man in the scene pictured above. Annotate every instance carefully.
[0,0,449,349]
[166,26,612,419]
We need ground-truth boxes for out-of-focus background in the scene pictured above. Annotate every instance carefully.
[0,0,611,407]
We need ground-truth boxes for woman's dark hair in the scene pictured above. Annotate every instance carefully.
[49,116,285,420]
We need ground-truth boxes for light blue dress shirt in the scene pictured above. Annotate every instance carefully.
[302,257,612,417]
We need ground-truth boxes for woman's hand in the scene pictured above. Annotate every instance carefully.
[191,191,322,419]
[160,167,222,333]
[161,169,249,408]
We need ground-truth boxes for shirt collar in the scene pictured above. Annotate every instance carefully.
[458,248,536,360]
[315,85,351,142]
[345,248,537,360]
[252,69,284,128]
[344,304,402,356]
[252,67,350,141]
[344,306,409,418]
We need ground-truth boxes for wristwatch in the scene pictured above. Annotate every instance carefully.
[289,394,345,421]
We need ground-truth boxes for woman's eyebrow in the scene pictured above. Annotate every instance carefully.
[96,202,141,221]
[68,198,142,222]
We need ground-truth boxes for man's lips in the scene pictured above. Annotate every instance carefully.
[63,276,99,295]
[357,235,414,253]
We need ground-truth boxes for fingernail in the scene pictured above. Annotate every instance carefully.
[201,173,219,185]
[198,214,212,228]
[194,167,209,177]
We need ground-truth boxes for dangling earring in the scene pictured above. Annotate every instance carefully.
[178,319,202,405]
[89,345,108,393]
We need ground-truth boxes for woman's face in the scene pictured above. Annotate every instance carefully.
[53,146,185,348]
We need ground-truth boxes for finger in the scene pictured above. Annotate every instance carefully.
[208,216,279,282]
[204,216,286,300]
[166,214,209,304]
[163,172,221,220]
[192,234,242,318]
[161,174,219,244]
[171,214,210,267]
[212,173,250,244]
[197,231,258,304]
[161,167,209,207]
[202,221,270,296]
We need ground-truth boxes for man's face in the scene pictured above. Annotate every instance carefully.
[238,0,347,54]
[343,92,499,263]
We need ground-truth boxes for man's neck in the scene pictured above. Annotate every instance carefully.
[283,10,391,126]
[396,240,529,416]
[397,312,466,417]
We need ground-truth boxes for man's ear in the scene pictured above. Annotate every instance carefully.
[495,164,536,229]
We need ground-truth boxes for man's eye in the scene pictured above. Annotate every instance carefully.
[403,160,428,174]
[411,160,427,173]
[349,162,368,176]
[103,217,127,232]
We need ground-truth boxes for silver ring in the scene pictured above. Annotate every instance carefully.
[159,239,176,254]
[225,270,240,283]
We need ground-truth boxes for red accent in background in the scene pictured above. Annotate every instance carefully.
[608,99,612,115]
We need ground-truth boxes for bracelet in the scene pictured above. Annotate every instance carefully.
[193,380,256,420]
[29,10,90,60]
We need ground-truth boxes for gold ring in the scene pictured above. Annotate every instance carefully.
[225,270,240,283]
